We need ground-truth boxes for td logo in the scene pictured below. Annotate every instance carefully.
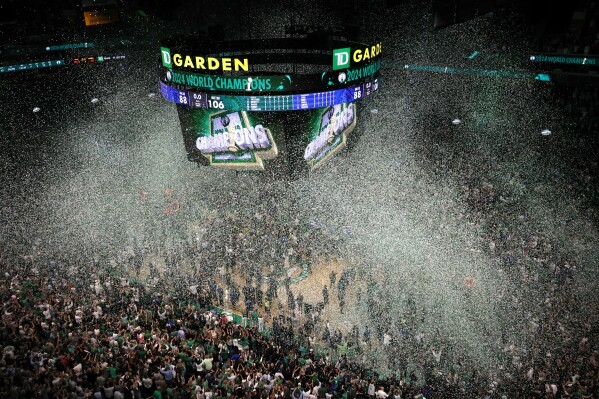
[333,47,350,70]
[161,47,172,68]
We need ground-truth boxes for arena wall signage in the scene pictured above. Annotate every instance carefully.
[529,54,597,66]
[304,102,356,169]
[83,9,120,26]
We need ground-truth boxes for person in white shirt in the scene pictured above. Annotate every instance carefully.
[199,357,213,371]
[375,387,388,399]
[367,381,376,398]
[311,382,320,396]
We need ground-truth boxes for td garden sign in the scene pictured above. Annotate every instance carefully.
[333,42,382,70]
[161,47,249,72]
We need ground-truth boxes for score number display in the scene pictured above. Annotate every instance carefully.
[159,78,378,112]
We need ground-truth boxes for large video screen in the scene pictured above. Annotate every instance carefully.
[177,108,282,170]
[176,102,358,171]
[303,102,356,170]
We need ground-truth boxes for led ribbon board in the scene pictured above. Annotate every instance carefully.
[530,54,597,66]
[160,78,378,111]
[161,58,381,93]
[160,37,381,70]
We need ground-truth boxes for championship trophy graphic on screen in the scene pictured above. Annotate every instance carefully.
[194,110,278,170]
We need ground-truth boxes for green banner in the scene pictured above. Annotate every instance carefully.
[166,69,290,91]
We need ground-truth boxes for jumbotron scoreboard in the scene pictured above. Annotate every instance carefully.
[158,35,381,171]
[159,80,378,111]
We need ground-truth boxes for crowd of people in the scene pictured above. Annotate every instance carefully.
[2,90,599,396]
[2,166,599,398]
[363,69,599,395]
[3,206,599,399]
[0,264,442,399]
[4,0,599,397]
[456,178,599,398]
[1,138,598,399]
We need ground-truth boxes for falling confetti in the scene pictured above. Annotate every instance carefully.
[463,276,475,288]
[0,3,597,397]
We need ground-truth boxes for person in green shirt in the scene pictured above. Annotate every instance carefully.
[138,347,147,360]
[205,342,215,356]
[318,384,327,397]
[220,347,229,363]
